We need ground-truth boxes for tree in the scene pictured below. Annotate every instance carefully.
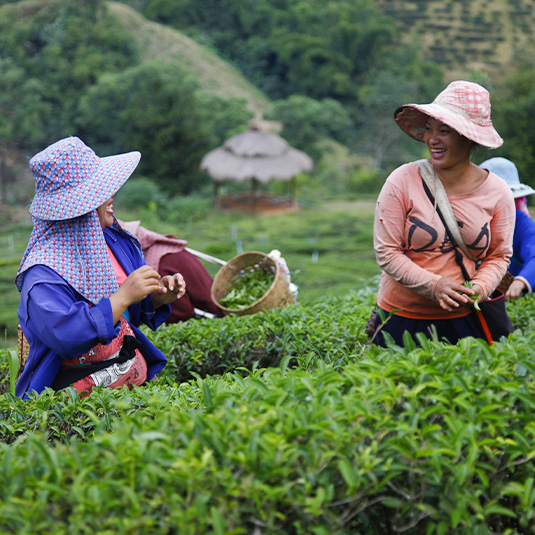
[490,62,535,186]
[354,49,444,172]
[266,95,354,158]
[77,60,252,194]
[0,0,137,151]
[135,0,399,102]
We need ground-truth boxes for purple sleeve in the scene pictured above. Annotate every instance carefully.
[138,295,170,330]
[21,267,118,359]
[513,210,535,292]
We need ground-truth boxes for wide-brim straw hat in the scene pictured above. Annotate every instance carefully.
[29,136,141,221]
[394,80,503,149]
[479,157,535,198]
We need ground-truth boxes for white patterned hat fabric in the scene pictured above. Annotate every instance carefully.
[479,157,535,199]
[29,136,141,220]
[394,81,503,149]
[16,212,120,304]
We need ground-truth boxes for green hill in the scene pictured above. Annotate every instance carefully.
[0,0,274,212]
[108,2,271,118]
[376,0,534,83]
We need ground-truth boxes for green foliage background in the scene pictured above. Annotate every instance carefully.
[1,0,533,200]
[0,0,446,201]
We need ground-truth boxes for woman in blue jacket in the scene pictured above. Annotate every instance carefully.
[479,157,535,301]
[16,136,185,399]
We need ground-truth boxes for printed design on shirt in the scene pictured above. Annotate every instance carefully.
[408,217,488,259]
[408,217,437,252]
[466,223,489,256]
[91,358,136,387]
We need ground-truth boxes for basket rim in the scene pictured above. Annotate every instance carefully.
[212,251,282,313]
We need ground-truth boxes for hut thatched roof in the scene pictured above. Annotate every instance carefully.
[200,128,313,183]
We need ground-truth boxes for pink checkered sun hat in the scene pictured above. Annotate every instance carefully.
[394,80,503,149]
[29,136,141,221]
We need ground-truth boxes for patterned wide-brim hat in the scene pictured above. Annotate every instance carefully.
[394,80,503,149]
[29,136,141,221]
[479,157,535,199]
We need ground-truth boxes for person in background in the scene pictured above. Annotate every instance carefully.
[15,137,186,399]
[372,80,515,346]
[119,221,223,322]
[479,157,535,301]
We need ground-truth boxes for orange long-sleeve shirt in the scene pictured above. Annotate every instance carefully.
[374,161,515,318]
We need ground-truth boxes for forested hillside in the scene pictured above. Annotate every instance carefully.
[100,0,535,185]
[108,2,270,117]
[1,0,535,211]
[375,0,534,82]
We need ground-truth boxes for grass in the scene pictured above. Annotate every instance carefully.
[0,200,380,348]
[0,219,33,348]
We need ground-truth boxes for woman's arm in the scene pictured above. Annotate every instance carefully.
[510,211,535,294]
[150,272,186,309]
[110,265,164,324]
[105,226,171,329]
[470,196,515,298]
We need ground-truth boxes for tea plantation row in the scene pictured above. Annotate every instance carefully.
[1,287,535,534]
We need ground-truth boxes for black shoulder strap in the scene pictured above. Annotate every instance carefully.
[421,178,471,282]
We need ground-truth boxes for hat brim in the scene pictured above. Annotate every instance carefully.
[509,183,535,199]
[30,151,141,221]
[394,104,503,149]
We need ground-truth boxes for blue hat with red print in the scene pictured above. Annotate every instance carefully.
[29,136,141,221]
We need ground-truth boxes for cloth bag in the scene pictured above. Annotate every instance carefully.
[478,289,514,342]
[417,160,514,344]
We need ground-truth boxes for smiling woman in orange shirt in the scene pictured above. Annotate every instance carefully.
[371,81,515,346]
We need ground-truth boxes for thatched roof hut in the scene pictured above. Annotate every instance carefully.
[200,127,312,211]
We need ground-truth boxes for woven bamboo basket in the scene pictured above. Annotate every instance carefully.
[18,324,30,378]
[211,251,294,316]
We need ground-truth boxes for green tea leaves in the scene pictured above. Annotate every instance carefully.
[219,267,275,309]
[463,281,481,310]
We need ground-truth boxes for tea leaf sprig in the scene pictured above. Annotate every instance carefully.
[464,281,481,310]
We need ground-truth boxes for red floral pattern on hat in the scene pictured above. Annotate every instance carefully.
[29,136,140,221]
[16,211,118,304]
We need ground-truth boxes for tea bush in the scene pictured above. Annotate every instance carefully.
[1,289,535,533]
[2,334,535,533]
[148,286,375,384]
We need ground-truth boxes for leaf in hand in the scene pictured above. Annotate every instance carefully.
[464,281,481,311]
